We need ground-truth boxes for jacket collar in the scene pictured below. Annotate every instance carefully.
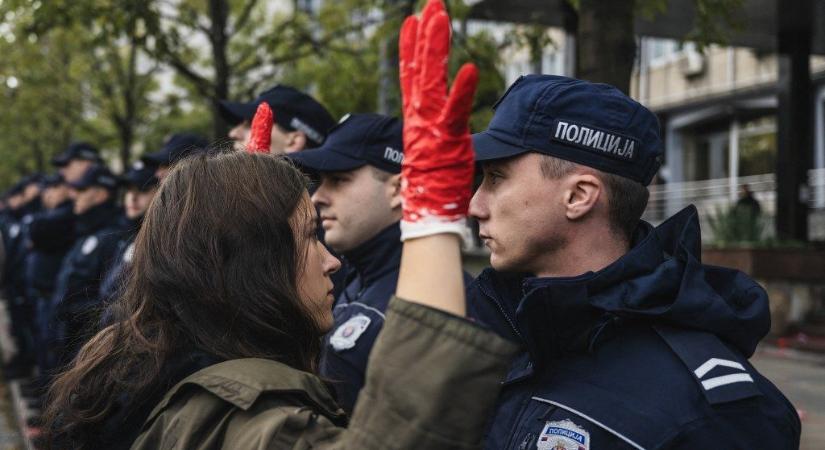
[342,222,402,286]
[477,206,770,368]
[146,358,346,425]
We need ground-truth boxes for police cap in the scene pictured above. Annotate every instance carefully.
[141,133,209,167]
[219,85,336,147]
[288,113,403,175]
[68,165,118,191]
[52,142,102,167]
[472,75,663,185]
[120,161,159,191]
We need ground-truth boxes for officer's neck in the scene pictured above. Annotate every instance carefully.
[533,226,630,279]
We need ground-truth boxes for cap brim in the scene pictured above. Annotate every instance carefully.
[218,100,257,125]
[141,150,170,166]
[288,148,365,173]
[472,131,531,162]
[51,154,70,167]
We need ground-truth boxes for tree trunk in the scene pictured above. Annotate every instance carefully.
[378,0,415,115]
[576,0,636,93]
[209,0,231,140]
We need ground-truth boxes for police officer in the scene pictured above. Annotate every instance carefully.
[1,174,44,377]
[220,85,336,154]
[52,142,103,184]
[142,132,209,181]
[99,161,159,321]
[289,114,406,413]
[466,75,800,449]
[23,174,75,386]
[49,165,124,365]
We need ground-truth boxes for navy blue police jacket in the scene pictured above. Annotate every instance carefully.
[2,199,41,298]
[50,202,125,353]
[319,223,402,414]
[97,216,142,327]
[24,200,76,297]
[468,206,800,450]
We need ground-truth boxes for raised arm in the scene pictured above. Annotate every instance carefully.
[394,0,478,317]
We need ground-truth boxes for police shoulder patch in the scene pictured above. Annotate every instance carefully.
[8,224,20,239]
[329,314,371,351]
[82,236,99,255]
[536,419,590,450]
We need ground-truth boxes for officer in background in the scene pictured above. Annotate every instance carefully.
[1,174,44,378]
[52,142,103,184]
[289,114,413,413]
[467,75,800,449]
[220,85,336,154]
[49,165,124,366]
[99,161,159,322]
[142,133,209,181]
[24,174,75,385]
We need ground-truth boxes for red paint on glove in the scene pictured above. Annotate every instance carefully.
[399,0,478,224]
[246,102,273,153]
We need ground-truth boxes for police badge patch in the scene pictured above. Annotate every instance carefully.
[82,236,99,255]
[536,419,590,450]
[329,314,371,351]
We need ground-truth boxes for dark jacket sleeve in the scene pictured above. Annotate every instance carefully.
[329,297,518,449]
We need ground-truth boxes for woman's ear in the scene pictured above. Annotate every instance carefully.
[388,173,402,209]
[565,173,602,221]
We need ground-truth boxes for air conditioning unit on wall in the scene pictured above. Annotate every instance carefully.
[679,50,706,78]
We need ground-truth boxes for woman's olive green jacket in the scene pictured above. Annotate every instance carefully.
[131,298,517,449]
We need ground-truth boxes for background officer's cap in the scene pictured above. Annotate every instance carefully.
[472,75,663,185]
[219,85,336,147]
[141,133,209,167]
[40,173,65,189]
[120,161,159,192]
[288,113,403,175]
[68,165,118,192]
[51,142,102,167]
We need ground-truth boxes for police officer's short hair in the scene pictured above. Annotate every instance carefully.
[539,154,648,242]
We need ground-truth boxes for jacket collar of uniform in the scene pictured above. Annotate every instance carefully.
[74,200,117,237]
[475,206,770,369]
[342,222,402,285]
[145,358,346,425]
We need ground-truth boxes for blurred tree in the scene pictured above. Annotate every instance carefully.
[0,0,159,170]
[571,0,745,93]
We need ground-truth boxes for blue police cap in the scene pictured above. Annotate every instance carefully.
[288,113,404,174]
[219,85,336,147]
[121,161,159,191]
[52,142,101,167]
[40,173,65,188]
[68,165,118,191]
[141,133,209,167]
[472,75,663,185]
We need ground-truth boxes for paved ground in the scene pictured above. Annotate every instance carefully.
[753,346,825,450]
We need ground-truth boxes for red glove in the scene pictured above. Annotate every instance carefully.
[399,0,478,241]
[246,102,273,153]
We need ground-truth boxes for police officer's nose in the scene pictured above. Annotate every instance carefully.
[469,189,489,221]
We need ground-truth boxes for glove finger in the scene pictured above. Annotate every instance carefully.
[418,10,451,119]
[412,0,444,113]
[246,102,273,153]
[399,15,418,116]
[443,63,478,135]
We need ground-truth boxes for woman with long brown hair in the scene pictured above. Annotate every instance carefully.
[44,2,516,448]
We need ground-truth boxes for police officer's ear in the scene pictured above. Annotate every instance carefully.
[387,173,402,210]
[284,131,307,153]
[564,172,602,221]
